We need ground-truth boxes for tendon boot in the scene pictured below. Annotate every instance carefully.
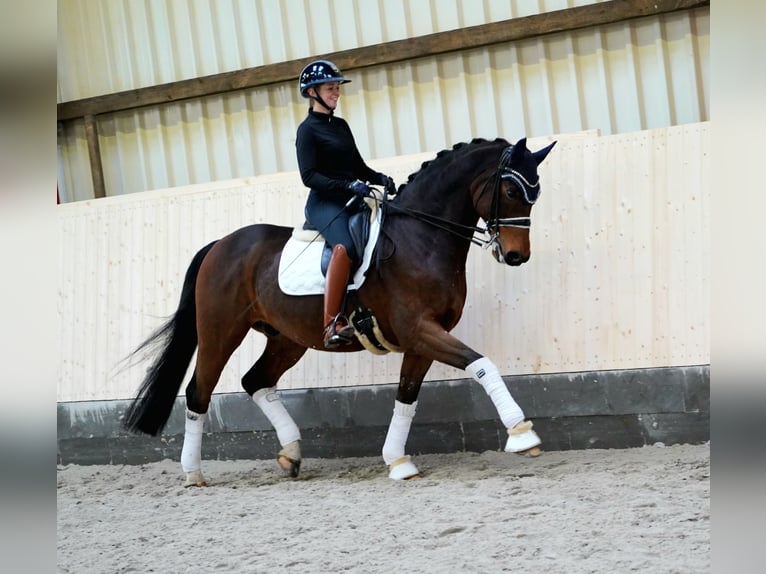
[322,244,355,349]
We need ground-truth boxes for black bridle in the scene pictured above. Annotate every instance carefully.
[486,145,540,228]
[380,144,538,250]
[481,145,540,257]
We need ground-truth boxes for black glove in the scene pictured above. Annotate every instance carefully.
[382,175,397,196]
[346,180,372,198]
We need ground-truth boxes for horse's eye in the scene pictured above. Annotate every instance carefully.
[504,184,521,199]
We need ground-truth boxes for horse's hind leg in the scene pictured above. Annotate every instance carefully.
[181,322,252,487]
[242,331,308,477]
[179,380,205,487]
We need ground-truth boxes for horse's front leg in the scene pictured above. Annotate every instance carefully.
[382,353,433,480]
[465,356,542,455]
[411,321,542,457]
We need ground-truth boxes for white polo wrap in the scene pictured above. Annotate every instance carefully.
[180,409,206,473]
[382,400,418,465]
[252,388,301,446]
[466,357,524,430]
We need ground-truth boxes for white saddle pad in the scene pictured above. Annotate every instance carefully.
[278,209,382,296]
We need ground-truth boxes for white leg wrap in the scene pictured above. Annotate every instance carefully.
[180,410,206,473]
[382,400,417,465]
[252,388,301,446]
[466,357,524,430]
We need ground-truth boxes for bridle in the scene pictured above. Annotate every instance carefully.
[481,145,540,257]
[377,144,539,251]
[485,145,540,231]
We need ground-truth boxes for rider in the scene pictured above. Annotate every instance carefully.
[295,59,395,349]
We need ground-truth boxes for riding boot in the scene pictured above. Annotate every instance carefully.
[323,244,355,349]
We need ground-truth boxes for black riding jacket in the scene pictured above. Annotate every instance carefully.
[296,110,386,202]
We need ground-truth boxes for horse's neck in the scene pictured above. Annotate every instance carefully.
[390,144,502,267]
[401,173,480,223]
[391,182,481,268]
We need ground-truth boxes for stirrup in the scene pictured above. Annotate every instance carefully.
[323,316,355,349]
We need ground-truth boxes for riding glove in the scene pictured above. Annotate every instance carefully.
[382,175,397,196]
[346,180,372,198]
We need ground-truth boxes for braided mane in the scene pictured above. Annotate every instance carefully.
[396,137,510,195]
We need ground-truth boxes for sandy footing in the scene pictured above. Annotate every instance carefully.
[57,443,709,573]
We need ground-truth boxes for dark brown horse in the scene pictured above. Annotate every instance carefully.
[124,136,556,484]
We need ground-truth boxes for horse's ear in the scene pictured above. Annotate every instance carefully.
[510,137,528,163]
[532,141,557,165]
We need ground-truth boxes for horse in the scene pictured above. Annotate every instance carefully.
[123,136,556,485]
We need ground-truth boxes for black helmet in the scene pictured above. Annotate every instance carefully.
[299,60,350,98]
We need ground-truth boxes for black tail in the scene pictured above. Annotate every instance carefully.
[122,241,218,436]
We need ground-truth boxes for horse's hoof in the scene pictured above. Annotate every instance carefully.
[277,455,301,478]
[388,456,419,480]
[505,420,542,454]
[277,440,302,477]
[518,446,543,457]
[184,470,208,487]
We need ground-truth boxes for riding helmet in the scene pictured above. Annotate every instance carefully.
[298,60,350,98]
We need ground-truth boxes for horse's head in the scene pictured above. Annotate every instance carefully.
[476,137,556,266]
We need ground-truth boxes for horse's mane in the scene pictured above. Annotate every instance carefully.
[396,137,510,196]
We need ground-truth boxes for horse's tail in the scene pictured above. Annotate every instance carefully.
[122,240,218,436]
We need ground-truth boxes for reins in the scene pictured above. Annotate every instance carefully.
[373,146,534,249]
[382,200,489,247]
[281,142,537,277]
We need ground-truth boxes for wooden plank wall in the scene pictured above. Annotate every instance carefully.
[57,123,709,402]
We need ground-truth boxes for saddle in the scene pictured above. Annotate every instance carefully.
[278,195,381,296]
[279,193,401,354]
[298,195,372,276]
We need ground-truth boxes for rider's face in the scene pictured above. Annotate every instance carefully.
[311,82,341,112]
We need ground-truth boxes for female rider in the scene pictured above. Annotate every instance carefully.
[295,60,395,349]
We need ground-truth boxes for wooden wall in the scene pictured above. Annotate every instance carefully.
[57,123,709,402]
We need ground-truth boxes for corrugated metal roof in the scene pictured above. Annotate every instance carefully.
[57,1,709,207]
[57,0,610,100]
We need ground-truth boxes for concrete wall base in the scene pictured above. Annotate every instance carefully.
[57,365,709,465]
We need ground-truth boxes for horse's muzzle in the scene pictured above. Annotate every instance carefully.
[491,244,529,266]
[503,250,529,266]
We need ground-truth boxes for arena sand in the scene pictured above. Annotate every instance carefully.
[57,443,709,573]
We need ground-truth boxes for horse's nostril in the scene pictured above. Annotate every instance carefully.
[505,252,527,266]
